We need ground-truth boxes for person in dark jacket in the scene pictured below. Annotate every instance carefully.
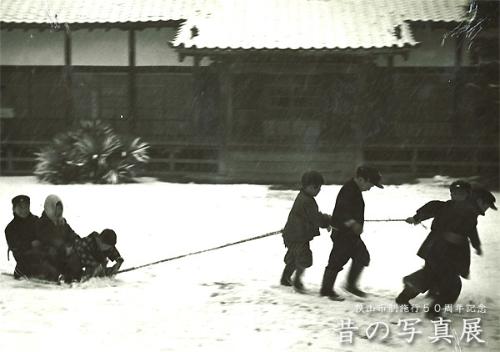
[36,194,81,281]
[281,170,331,293]
[396,186,496,318]
[5,195,40,278]
[5,195,59,280]
[73,229,124,280]
[320,166,383,301]
[398,180,472,301]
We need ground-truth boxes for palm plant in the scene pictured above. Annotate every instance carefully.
[35,120,149,184]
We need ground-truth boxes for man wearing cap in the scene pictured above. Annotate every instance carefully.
[73,229,124,280]
[320,165,384,300]
[5,195,41,278]
[397,184,496,318]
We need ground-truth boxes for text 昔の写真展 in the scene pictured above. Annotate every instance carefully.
[336,317,485,345]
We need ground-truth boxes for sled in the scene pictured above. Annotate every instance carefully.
[1,272,67,287]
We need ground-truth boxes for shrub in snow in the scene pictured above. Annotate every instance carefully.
[35,120,150,184]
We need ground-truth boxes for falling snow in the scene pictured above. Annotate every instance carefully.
[0,176,498,351]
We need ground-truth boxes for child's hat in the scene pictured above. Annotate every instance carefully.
[12,195,30,206]
[449,180,471,192]
[100,229,117,246]
[357,166,384,188]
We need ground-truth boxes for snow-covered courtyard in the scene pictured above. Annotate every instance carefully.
[0,176,498,351]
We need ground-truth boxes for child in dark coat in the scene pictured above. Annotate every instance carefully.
[5,195,39,278]
[281,171,331,293]
[5,195,61,281]
[73,229,124,280]
[320,166,383,300]
[397,185,496,318]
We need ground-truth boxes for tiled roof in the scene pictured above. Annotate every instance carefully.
[386,0,471,22]
[1,0,470,50]
[172,0,470,50]
[0,0,216,24]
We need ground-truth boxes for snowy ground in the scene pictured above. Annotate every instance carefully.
[0,176,498,352]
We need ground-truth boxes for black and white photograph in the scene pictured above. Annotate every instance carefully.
[0,0,498,351]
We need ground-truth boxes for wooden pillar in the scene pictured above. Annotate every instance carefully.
[64,26,74,124]
[386,53,395,142]
[28,67,34,126]
[192,55,202,138]
[128,29,136,134]
[453,33,464,138]
[218,60,233,174]
[353,62,368,165]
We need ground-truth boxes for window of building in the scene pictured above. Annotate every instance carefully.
[72,71,128,121]
[135,72,195,140]
[0,67,68,140]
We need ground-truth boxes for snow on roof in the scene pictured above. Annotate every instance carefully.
[171,0,470,50]
[0,0,216,24]
[1,0,471,50]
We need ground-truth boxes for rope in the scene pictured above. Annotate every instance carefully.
[365,218,428,229]
[365,219,408,222]
[116,229,283,275]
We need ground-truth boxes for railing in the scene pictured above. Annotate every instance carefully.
[1,140,497,181]
[363,144,499,177]
[0,140,221,177]
[0,141,47,175]
[143,142,220,177]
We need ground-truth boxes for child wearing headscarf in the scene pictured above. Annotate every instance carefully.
[36,195,81,281]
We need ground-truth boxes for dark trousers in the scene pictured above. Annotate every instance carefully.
[326,234,370,272]
[284,241,313,270]
[60,252,83,282]
[404,262,462,305]
[46,246,83,282]
[13,249,60,281]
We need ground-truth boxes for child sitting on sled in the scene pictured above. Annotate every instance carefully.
[280,171,331,293]
[5,195,59,281]
[36,194,82,282]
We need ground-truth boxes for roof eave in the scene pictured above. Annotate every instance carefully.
[0,20,183,30]
[172,44,416,57]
